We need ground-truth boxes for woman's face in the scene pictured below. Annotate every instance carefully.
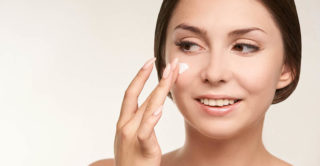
[165,0,292,139]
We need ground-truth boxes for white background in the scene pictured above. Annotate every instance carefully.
[0,0,319,165]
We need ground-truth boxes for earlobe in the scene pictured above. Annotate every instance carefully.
[276,65,293,89]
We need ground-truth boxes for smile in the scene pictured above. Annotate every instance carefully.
[195,95,242,116]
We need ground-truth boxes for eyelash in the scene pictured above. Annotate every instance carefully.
[175,41,199,53]
[175,40,260,55]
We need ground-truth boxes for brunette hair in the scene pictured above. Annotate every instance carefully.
[154,0,301,104]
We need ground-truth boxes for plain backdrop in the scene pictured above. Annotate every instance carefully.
[0,0,319,166]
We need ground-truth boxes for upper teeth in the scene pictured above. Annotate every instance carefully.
[200,99,237,107]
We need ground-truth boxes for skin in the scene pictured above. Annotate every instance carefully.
[90,0,294,166]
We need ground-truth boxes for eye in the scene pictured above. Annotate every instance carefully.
[232,43,260,54]
[175,41,202,53]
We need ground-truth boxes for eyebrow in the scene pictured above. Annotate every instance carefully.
[174,23,267,37]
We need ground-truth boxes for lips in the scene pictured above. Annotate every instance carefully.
[194,94,242,116]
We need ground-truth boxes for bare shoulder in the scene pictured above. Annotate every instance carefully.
[269,155,292,166]
[160,148,182,166]
[274,159,292,166]
[89,149,180,166]
[276,159,292,166]
[89,158,115,166]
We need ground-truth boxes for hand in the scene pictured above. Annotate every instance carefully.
[114,57,180,166]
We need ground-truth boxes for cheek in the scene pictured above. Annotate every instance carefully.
[167,46,204,94]
[171,58,202,100]
[231,54,284,127]
[171,63,194,96]
[234,55,282,99]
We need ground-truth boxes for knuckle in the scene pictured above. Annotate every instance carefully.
[116,123,122,131]
[158,81,167,89]
[137,121,154,142]
[118,125,133,140]
[144,118,155,128]
[145,105,155,116]
[124,89,135,98]
[137,132,148,142]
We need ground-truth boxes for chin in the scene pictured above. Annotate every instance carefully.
[190,118,244,140]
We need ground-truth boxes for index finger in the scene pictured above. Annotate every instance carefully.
[142,58,180,118]
[117,57,156,129]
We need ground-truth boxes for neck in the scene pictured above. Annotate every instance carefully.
[177,115,271,166]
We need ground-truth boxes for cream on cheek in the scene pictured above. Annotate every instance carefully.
[170,61,192,98]
[179,62,189,74]
[172,57,204,94]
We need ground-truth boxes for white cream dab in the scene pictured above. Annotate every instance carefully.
[179,63,189,74]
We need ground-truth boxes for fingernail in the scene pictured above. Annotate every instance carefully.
[171,58,179,70]
[142,57,156,70]
[162,64,171,79]
[179,63,189,74]
[153,105,163,116]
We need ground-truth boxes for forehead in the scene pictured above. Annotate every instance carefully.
[167,0,279,38]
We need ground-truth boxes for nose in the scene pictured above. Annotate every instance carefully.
[201,53,232,85]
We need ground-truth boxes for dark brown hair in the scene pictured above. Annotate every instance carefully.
[154,0,301,104]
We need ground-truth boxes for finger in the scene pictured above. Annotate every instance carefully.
[135,62,175,153]
[123,58,178,136]
[143,58,178,117]
[137,105,163,155]
[170,59,180,85]
[121,92,152,134]
[117,57,156,129]
[135,58,178,140]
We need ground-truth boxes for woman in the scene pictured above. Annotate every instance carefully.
[91,0,301,165]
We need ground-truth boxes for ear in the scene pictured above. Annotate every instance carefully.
[276,64,293,89]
